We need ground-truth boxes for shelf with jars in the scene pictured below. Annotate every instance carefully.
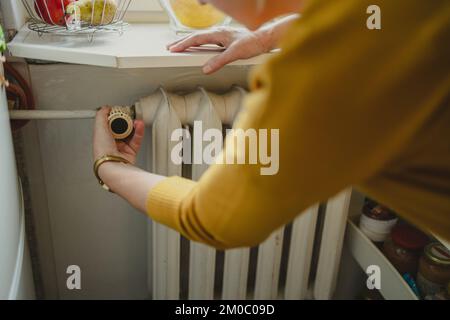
[346,196,450,300]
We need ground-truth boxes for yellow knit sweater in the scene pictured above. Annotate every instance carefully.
[147,0,450,249]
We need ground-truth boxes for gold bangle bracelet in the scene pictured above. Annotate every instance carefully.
[93,155,130,193]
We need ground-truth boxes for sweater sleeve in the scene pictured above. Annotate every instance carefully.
[147,0,450,249]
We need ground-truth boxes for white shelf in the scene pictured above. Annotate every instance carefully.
[7,23,271,68]
[345,220,418,300]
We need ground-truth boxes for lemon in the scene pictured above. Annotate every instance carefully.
[169,0,225,29]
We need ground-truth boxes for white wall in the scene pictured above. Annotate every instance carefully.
[22,63,250,299]
[0,0,27,31]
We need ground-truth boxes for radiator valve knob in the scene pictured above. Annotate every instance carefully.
[108,106,135,140]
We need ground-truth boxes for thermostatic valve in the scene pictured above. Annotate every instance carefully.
[108,106,135,140]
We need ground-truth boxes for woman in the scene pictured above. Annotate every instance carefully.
[93,0,450,249]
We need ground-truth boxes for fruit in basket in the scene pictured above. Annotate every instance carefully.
[35,0,75,26]
[169,0,226,29]
[66,0,118,26]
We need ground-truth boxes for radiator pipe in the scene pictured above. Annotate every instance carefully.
[9,106,136,140]
[9,110,97,119]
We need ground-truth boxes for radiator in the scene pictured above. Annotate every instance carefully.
[135,87,353,300]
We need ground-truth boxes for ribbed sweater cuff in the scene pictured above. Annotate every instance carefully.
[146,176,196,229]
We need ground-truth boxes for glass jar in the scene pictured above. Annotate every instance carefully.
[383,223,429,276]
[417,242,450,297]
[159,0,232,34]
[359,204,397,246]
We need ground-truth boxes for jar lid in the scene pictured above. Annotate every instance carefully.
[391,224,429,250]
[424,242,450,266]
[365,205,397,221]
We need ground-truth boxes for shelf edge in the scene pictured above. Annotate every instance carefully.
[346,220,418,300]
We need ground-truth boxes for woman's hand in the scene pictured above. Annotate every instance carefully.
[167,27,272,74]
[93,106,145,165]
[92,107,165,213]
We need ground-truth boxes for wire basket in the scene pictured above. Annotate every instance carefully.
[21,0,132,39]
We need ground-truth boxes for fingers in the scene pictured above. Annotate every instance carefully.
[168,32,228,53]
[93,106,117,160]
[128,120,145,154]
[166,34,191,50]
[94,106,112,139]
[203,48,239,74]
[114,120,145,163]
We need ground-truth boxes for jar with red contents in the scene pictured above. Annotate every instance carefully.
[383,223,429,276]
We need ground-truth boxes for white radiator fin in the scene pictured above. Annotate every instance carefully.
[314,189,352,300]
[254,228,285,300]
[285,205,319,299]
[138,88,183,299]
[187,88,221,300]
[222,248,250,300]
